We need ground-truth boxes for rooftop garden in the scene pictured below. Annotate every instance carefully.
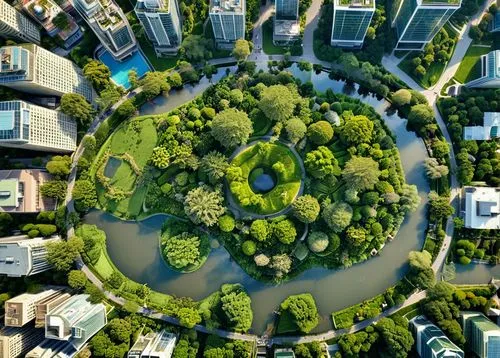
[339,0,374,7]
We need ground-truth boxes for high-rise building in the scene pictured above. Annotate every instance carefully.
[0,170,58,213]
[4,290,63,328]
[465,50,500,88]
[276,0,299,19]
[0,101,77,153]
[134,0,182,56]
[0,235,61,277]
[0,44,94,101]
[128,330,177,358]
[22,0,82,49]
[0,0,41,44]
[410,316,464,357]
[209,0,245,48]
[331,0,375,48]
[461,312,500,358]
[45,294,107,351]
[73,0,137,61]
[391,0,461,50]
[0,324,45,358]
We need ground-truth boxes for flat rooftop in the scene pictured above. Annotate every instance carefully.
[210,0,244,13]
[464,186,500,230]
[274,19,300,36]
[420,0,461,5]
[338,0,374,8]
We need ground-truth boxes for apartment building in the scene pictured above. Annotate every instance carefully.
[465,50,500,88]
[22,0,82,49]
[461,312,500,358]
[391,0,461,50]
[4,290,63,327]
[0,324,45,358]
[331,0,375,48]
[73,0,137,61]
[0,44,94,101]
[209,0,245,48]
[410,315,464,357]
[0,101,77,153]
[135,0,182,55]
[45,294,107,351]
[0,235,60,277]
[0,0,41,44]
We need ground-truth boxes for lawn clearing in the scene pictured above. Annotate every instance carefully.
[453,45,491,83]
[262,19,288,55]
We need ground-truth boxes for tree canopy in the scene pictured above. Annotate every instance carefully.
[280,293,319,333]
[61,94,93,126]
[258,85,295,123]
[211,108,253,148]
[342,156,380,191]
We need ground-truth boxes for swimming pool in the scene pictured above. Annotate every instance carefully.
[98,49,151,90]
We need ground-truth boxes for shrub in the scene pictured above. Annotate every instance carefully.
[307,231,329,253]
[459,256,471,265]
[272,219,297,245]
[218,215,235,232]
[307,121,334,145]
[250,220,270,242]
[242,240,257,256]
[291,195,320,223]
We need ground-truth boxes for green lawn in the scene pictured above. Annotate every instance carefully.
[453,45,491,83]
[276,310,299,334]
[262,19,288,55]
[93,249,116,280]
[332,293,386,329]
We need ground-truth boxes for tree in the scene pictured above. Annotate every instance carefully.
[200,151,229,184]
[163,232,201,269]
[258,85,295,123]
[291,195,320,223]
[376,318,414,358]
[269,254,292,278]
[83,60,111,92]
[408,104,435,133]
[211,108,253,148]
[40,180,67,201]
[424,158,449,180]
[428,191,454,221]
[307,231,329,253]
[431,139,450,159]
[46,155,71,177]
[184,186,225,227]
[250,219,270,242]
[181,35,212,63]
[96,85,121,110]
[286,118,307,144]
[72,179,97,212]
[280,293,319,333]
[304,146,338,179]
[107,318,131,343]
[46,236,84,272]
[141,71,170,100]
[220,284,253,332]
[392,89,412,107]
[400,184,421,213]
[168,72,183,88]
[61,94,93,126]
[307,121,334,145]
[128,69,139,89]
[272,219,297,244]
[53,12,70,30]
[342,115,373,144]
[408,250,435,289]
[242,240,256,255]
[218,215,235,232]
[68,270,87,290]
[232,39,251,61]
[115,100,136,118]
[178,307,201,328]
[342,157,380,191]
[322,202,353,232]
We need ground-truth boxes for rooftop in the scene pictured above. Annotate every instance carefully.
[274,19,300,36]
[411,316,464,357]
[338,0,374,8]
[461,312,500,333]
[210,0,244,13]
[420,0,461,5]
[464,186,500,230]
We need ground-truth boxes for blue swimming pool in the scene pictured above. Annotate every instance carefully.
[98,49,151,89]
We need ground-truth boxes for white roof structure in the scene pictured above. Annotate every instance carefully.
[464,186,500,230]
[463,112,500,141]
[128,330,176,358]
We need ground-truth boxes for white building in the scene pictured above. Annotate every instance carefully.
[391,0,461,50]
[464,186,500,230]
[0,44,94,102]
[0,325,46,358]
[209,0,245,48]
[0,101,77,153]
[135,0,182,56]
[463,112,500,141]
[0,0,41,44]
[410,315,464,357]
[73,0,137,61]
[466,50,500,88]
[128,330,177,358]
[0,235,61,277]
[331,0,375,48]
[5,290,63,327]
[460,312,500,358]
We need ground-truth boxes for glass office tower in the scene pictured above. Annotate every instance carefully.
[391,0,461,50]
[209,0,245,48]
[276,0,299,19]
[331,0,375,48]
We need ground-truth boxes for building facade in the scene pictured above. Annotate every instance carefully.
[331,0,375,48]
[4,290,63,328]
[0,44,94,101]
[22,0,82,49]
[128,330,176,358]
[209,0,245,48]
[35,292,71,328]
[45,294,107,351]
[461,312,500,358]
[0,101,77,153]
[25,338,77,358]
[0,0,41,44]
[391,0,461,50]
[134,0,182,56]
[463,112,500,141]
[0,235,60,277]
[463,186,500,230]
[465,50,500,88]
[410,315,464,357]
[0,325,45,358]
[276,0,299,19]
[73,0,137,61]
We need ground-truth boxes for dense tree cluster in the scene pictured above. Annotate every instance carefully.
[280,293,319,333]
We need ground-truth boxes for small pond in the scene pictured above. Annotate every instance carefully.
[103,157,121,178]
[249,167,277,194]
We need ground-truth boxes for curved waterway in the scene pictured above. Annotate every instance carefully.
[85,65,431,334]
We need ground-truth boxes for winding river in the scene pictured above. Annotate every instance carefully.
[84,64,497,334]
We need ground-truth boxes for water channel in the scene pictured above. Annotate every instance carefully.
[84,64,497,334]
